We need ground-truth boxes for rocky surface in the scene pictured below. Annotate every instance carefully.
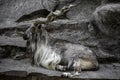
[0,19,119,60]
[0,0,100,25]
[0,36,26,58]
[92,4,120,38]
[0,19,119,79]
[58,0,101,20]
[101,0,120,4]
[0,0,59,21]
[0,36,26,47]
[0,58,120,80]
[0,0,120,80]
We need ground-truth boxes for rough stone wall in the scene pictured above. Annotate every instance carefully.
[0,0,119,62]
[0,0,120,79]
[0,0,59,22]
[90,4,120,61]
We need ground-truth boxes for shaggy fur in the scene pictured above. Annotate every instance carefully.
[24,24,99,77]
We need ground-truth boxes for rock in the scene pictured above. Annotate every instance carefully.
[92,4,120,38]
[0,36,26,58]
[46,19,99,47]
[0,59,120,79]
[89,4,120,61]
[45,20,119,61]
[65,0,101,20]
[0,0,101,28]
[0,0,120,80]
[16,9,50,22]
[0,36,26,47]
[0,0,120,79]
[0,47,6,58]
[0,19,119,61]
[101,0,120,4]
[0,0,59,23]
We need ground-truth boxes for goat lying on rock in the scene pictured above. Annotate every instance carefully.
[23,24,99,77]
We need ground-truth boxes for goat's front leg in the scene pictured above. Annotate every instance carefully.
[61,69,81,78]
[61,60,81,78]
[70,66,81,77]
[73,60,81,73]
[55,65,67,71]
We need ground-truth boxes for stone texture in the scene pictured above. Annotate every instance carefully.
[101,0,120,4]
[58,0,101,20]
[0,58,120,80]
[0,36,26,47]
[0,19,119,61]
[92,4,120,38]
[0,0,59,22]
[90,4,120,61]
[45,20,120,61]
[0,36,26,58]
[0,0,120,79]
[0,0,101,27]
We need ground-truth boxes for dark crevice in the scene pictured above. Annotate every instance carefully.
[0,46,26,59]
[98,57,120,64]
[101,0,120,4]
[16,9,50,23]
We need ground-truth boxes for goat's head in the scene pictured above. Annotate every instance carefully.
[24,24,47,39]
[35,24,48,45]
[23,24,48,50]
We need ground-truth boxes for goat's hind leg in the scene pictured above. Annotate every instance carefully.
[69,66,81,77]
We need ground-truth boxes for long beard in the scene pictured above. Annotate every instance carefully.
[33,32,61,70]
[34,44,61,70]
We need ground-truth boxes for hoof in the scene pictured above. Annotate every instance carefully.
[56,65,67,71]
[61,72,73,78]
[61,72,80,78]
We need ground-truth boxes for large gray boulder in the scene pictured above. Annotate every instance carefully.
[0,0,59,22]
[89,4,120,62]
[59,0,101,20]
[0,59,120,80]
[101,0,120,4]
[0,0,101,23]
[92,4,120,38]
